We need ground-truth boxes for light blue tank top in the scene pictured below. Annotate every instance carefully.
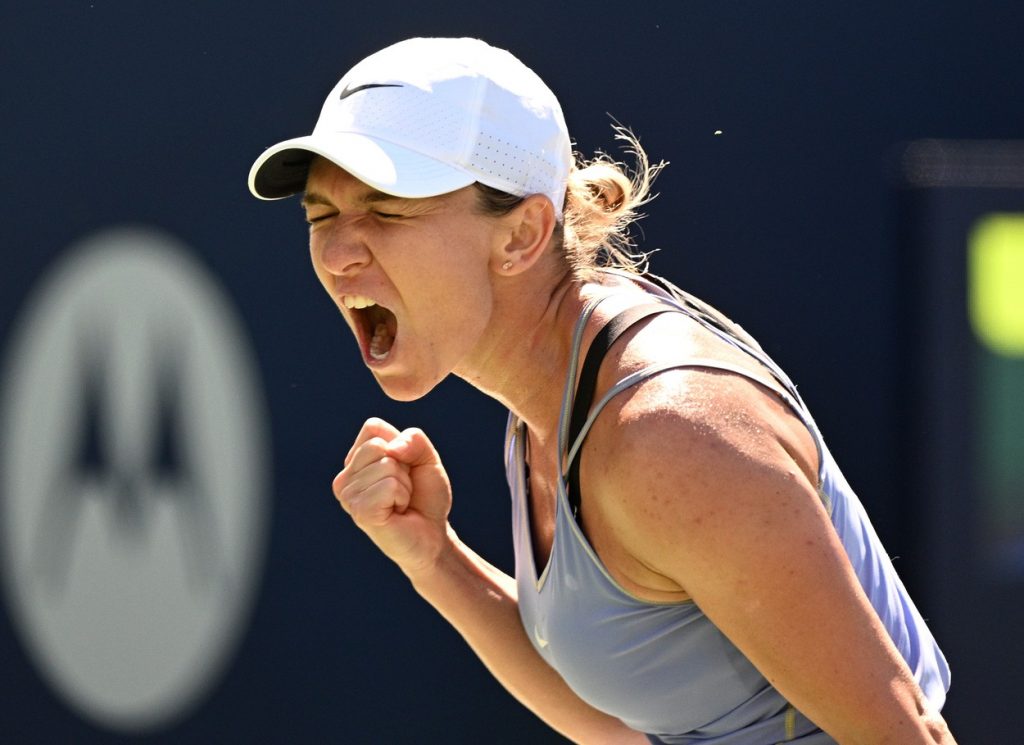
[507,277,950,743]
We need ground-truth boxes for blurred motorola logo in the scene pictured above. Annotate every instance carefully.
[0,226,271,732]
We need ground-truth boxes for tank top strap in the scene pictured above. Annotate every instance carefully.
[566,356,808,472]
[555,293,678,472]
[555,285,828,527]
[563,303,677,519]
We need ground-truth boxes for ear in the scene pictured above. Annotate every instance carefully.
[492,194,558,276]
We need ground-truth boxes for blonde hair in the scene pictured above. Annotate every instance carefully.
[472,125,665,278]
[560,126,666,279]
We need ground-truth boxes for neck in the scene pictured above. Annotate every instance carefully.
[454,261,588,442]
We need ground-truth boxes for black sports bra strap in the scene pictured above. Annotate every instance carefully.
[566,302,672,519]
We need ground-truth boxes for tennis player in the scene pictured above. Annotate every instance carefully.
[248,37,954,744]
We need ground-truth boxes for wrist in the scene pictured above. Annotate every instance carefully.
[402,522,460,589]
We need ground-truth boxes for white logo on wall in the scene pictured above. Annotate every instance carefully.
[0,226,271,732]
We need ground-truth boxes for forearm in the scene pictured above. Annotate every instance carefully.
[405,526,646,745]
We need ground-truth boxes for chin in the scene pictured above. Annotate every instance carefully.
[372,371,445,403]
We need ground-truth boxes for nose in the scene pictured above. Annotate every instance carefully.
[312,224,371,278]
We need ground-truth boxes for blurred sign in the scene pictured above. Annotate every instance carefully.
[897,140,1024,739]
[968,214,1024,575]
[0,227,271,732]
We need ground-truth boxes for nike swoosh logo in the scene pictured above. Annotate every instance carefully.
[339,83,404,100]
[534,625,549,649]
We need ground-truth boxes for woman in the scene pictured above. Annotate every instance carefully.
[249,37,953,744]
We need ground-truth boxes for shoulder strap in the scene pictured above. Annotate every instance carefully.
[565,302,672,519]
[641,271,765,353]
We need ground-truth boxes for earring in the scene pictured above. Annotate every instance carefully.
[502,260,513,271]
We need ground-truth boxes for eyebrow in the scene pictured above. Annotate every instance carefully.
[300,191,333,209]
[300,188,416,210]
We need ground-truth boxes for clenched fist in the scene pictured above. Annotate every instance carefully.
[333,418,453,577]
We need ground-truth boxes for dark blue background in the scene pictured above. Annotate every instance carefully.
[2,1,1022,741]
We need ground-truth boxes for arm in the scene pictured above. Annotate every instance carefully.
[334,418,645,745]
[587,370,955,745]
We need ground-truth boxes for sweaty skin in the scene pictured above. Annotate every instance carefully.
[314,156,955,743]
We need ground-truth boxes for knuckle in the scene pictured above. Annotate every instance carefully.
[337,470,354,495]
[361,417,398,440]
[336,483,356,510]
[378,474,406,492]
[361,437,389,456]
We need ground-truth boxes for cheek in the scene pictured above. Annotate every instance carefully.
[433,274,494,344]
[397,258,490,340]
[309,243,333,292]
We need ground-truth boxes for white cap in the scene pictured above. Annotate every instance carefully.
[248,37,572,218]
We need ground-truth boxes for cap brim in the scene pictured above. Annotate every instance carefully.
[248,132,477,201]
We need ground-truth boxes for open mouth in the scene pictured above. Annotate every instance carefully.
[343,296,397,363]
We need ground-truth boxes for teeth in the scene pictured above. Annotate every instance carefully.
[342,295,377,309]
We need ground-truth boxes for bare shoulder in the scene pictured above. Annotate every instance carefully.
[577,311,824,594]
[576,310,951,743]
[584,309,821,500]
